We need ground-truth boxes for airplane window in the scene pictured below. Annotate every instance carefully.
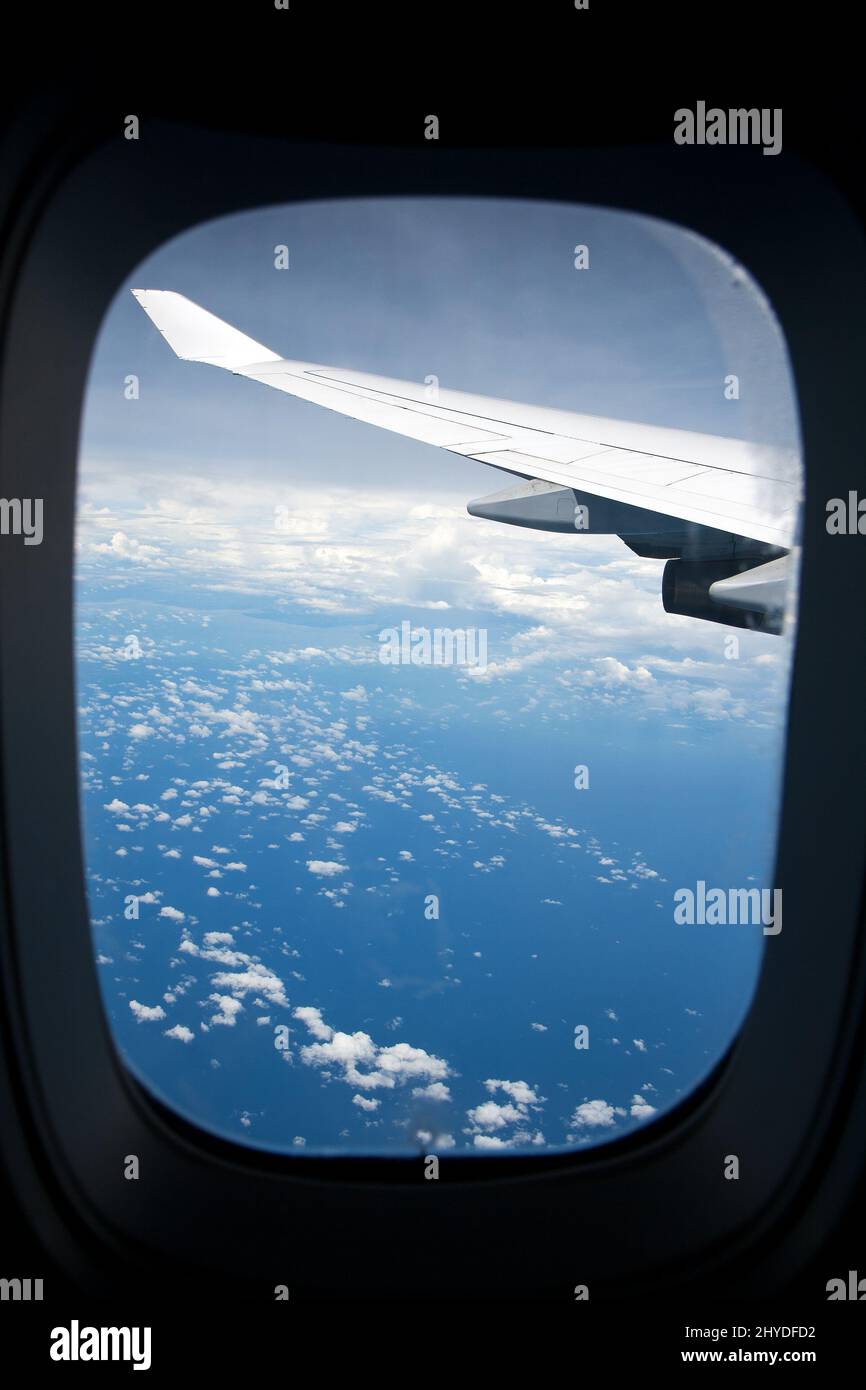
[75,198,801,1156]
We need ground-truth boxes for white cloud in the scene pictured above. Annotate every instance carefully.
[467,1100,525,1132]
[209,962,289,1008]
[164,1024,194,1043]
[93,530,162,563]
[630,1094,657,1120]
[293,1005,450,1092]
[484,1078,541,1106]
[293,1006,332,1041]
[570,1099,617,1128]
[207,993,244,1027]
[465,1077,546,1147]
[306,859,346,877]
[412,1082,451,1101]
[129,1000,166,1022]
[473,1134,509,1150]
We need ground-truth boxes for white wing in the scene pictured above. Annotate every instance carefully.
[132,290,800,631]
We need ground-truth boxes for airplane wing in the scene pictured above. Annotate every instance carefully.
[131,289,801,633]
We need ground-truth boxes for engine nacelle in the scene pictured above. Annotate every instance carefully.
[467,479,581,532]
[662,557,784,634]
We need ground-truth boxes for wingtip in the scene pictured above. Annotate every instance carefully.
[131,287,172,303]
[128,288,280,367]
[130,287,162,309]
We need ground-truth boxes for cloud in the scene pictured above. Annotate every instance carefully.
[207,993,244,1027]
[207,961,289,1008]
[630,1094,657,1120]
[467,1100,525,1132]
[570,1099,617,1128]
[129,1000,166,1022]
[78,472,789,695]
[293,1005,450,1092]
[306,860,346,877]
[164,1024,194,1043]
[465,1077,546,1148]
[412,1082,451,1101]
[93,530,162,564]
[585,656,655,689]
[159,905,186,922]
[294,1006,332,1041]
[484,1078,541,1106]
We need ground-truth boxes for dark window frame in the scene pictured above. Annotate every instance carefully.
[1,115,865,1299]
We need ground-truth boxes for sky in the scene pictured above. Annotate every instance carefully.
[73,197,800,1155]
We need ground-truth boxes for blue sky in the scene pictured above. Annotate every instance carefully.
[74,198,800,1155]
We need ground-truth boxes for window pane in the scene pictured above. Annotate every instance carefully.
[75,198,800,1155]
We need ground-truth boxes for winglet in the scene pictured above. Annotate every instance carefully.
[130,289,281,369]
